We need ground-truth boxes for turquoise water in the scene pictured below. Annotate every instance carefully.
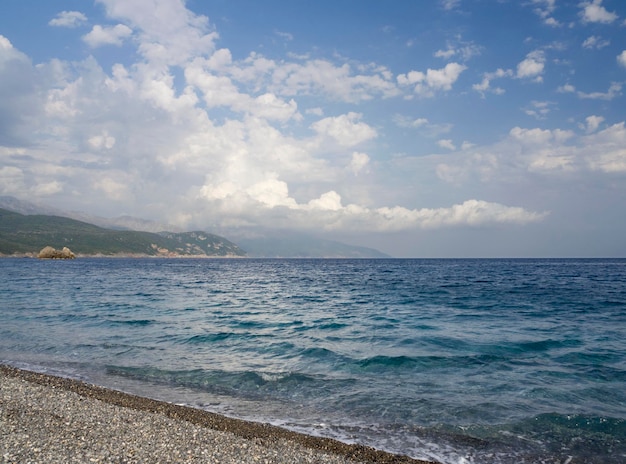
[1,258,625,463]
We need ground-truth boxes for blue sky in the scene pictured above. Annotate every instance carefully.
[1,0,625,257]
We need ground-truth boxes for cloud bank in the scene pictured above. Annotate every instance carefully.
[2,0,625,256]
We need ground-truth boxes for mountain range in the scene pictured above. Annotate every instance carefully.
[0,196,389,258]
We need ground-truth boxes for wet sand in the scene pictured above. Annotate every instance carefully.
[0,365,436,463]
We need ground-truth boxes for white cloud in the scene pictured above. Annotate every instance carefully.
[438,139,456,150]
[350,152,370,175]
[88,130,116,150]
[434,39,481,62]
[524,100,554,120]
[83,24,133,47]
[275,30,293,41]
[510,126,574,145]
[0,35,45,146]
[531,0,560,26]
[32,181,64,196]
[96,0,219,65]
[269,59,400,102]
[580,115,604,133]
[580,0,618,23]
[440,0,461,11]
[436,120,626,184]
[393,115,453,136]
[577,82,622,100]
[582,35,610,49]
[584,123,626,172]
[197,182,546,232]
[618,51,626,68]
[185,63,300,122]
[397,62,467,97]
[95,177,131,201]
[306,107,324,116]
[434,49,455,60]
[557,83,576,93]
[366,200,547,231]
[245,178,298,209]
[49,11,87,28]
[473,68,512,96]
[516,50,545,81]
[6,0,626,247]
[310,112,377,147]
[0,166,25,194]
[307,191,343,211]
[393,115,428,128]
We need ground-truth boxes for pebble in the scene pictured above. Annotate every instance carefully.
[0,365,433,464]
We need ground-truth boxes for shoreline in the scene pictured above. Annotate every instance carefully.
[1,364,436,464]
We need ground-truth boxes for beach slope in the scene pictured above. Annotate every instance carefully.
[0,365,435,464]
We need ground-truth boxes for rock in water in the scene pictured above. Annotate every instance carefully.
[38,246,76,259]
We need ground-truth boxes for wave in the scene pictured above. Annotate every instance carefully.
[402,412,626,464]
[106,319,154,326]
[104,365,329,400]
[184,332,234,343]
[101,364,626,464]
[354,353,508,372]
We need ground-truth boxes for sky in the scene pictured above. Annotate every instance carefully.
[1,0,625,257]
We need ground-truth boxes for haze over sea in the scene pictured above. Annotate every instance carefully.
[1,258,625,463]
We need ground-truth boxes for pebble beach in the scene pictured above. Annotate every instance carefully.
[0,365,433,464]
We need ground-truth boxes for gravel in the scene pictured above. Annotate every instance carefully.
[1,365,433,464]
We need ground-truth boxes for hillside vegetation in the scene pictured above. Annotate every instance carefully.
[0,208,245,257]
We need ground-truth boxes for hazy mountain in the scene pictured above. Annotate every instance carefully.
[0,196,180,233]
[224,229,390,258]
[0,196,390,258]
[0,208,244,257]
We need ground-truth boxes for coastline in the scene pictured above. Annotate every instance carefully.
[0,253,246,259]
[0,365,436,464]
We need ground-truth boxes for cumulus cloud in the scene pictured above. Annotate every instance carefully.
[197,180,546,232]
[92,0,219,66]
[0,35,44,146]
[524,100,554,120]
[83,24,133,47]
[440,0,461,11]
[335,199,546,231]
[434,38,481,62]
[88,130,116,150]
[435,120,626,185]
[49,11,87,28]
[557,83,576,93]
[582,122,626,173]
[0,166,25,194]
[530,0,560,26]
[618,51,626,68]
[438,139,456,150]
[269,59,400,102]
[32,181,64,196]
[577,82,622,100]
[582,35,610,49]
[580,0,618,23]
[397,62,467,97]
[392,115,453,136]
[516,51,545,81]
[95,177,131,201]
[473,68,512,96]
[185,62,301,121]
[310,112,377,147]
[350,152,370,175]
[580,115,604,133]
[8,0,624,243]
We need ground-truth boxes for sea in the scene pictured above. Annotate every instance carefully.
[1,258,625,464]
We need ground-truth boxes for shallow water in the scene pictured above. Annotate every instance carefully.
[1,258,625,463]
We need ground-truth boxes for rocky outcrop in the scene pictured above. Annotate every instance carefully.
[38,246,76,259]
